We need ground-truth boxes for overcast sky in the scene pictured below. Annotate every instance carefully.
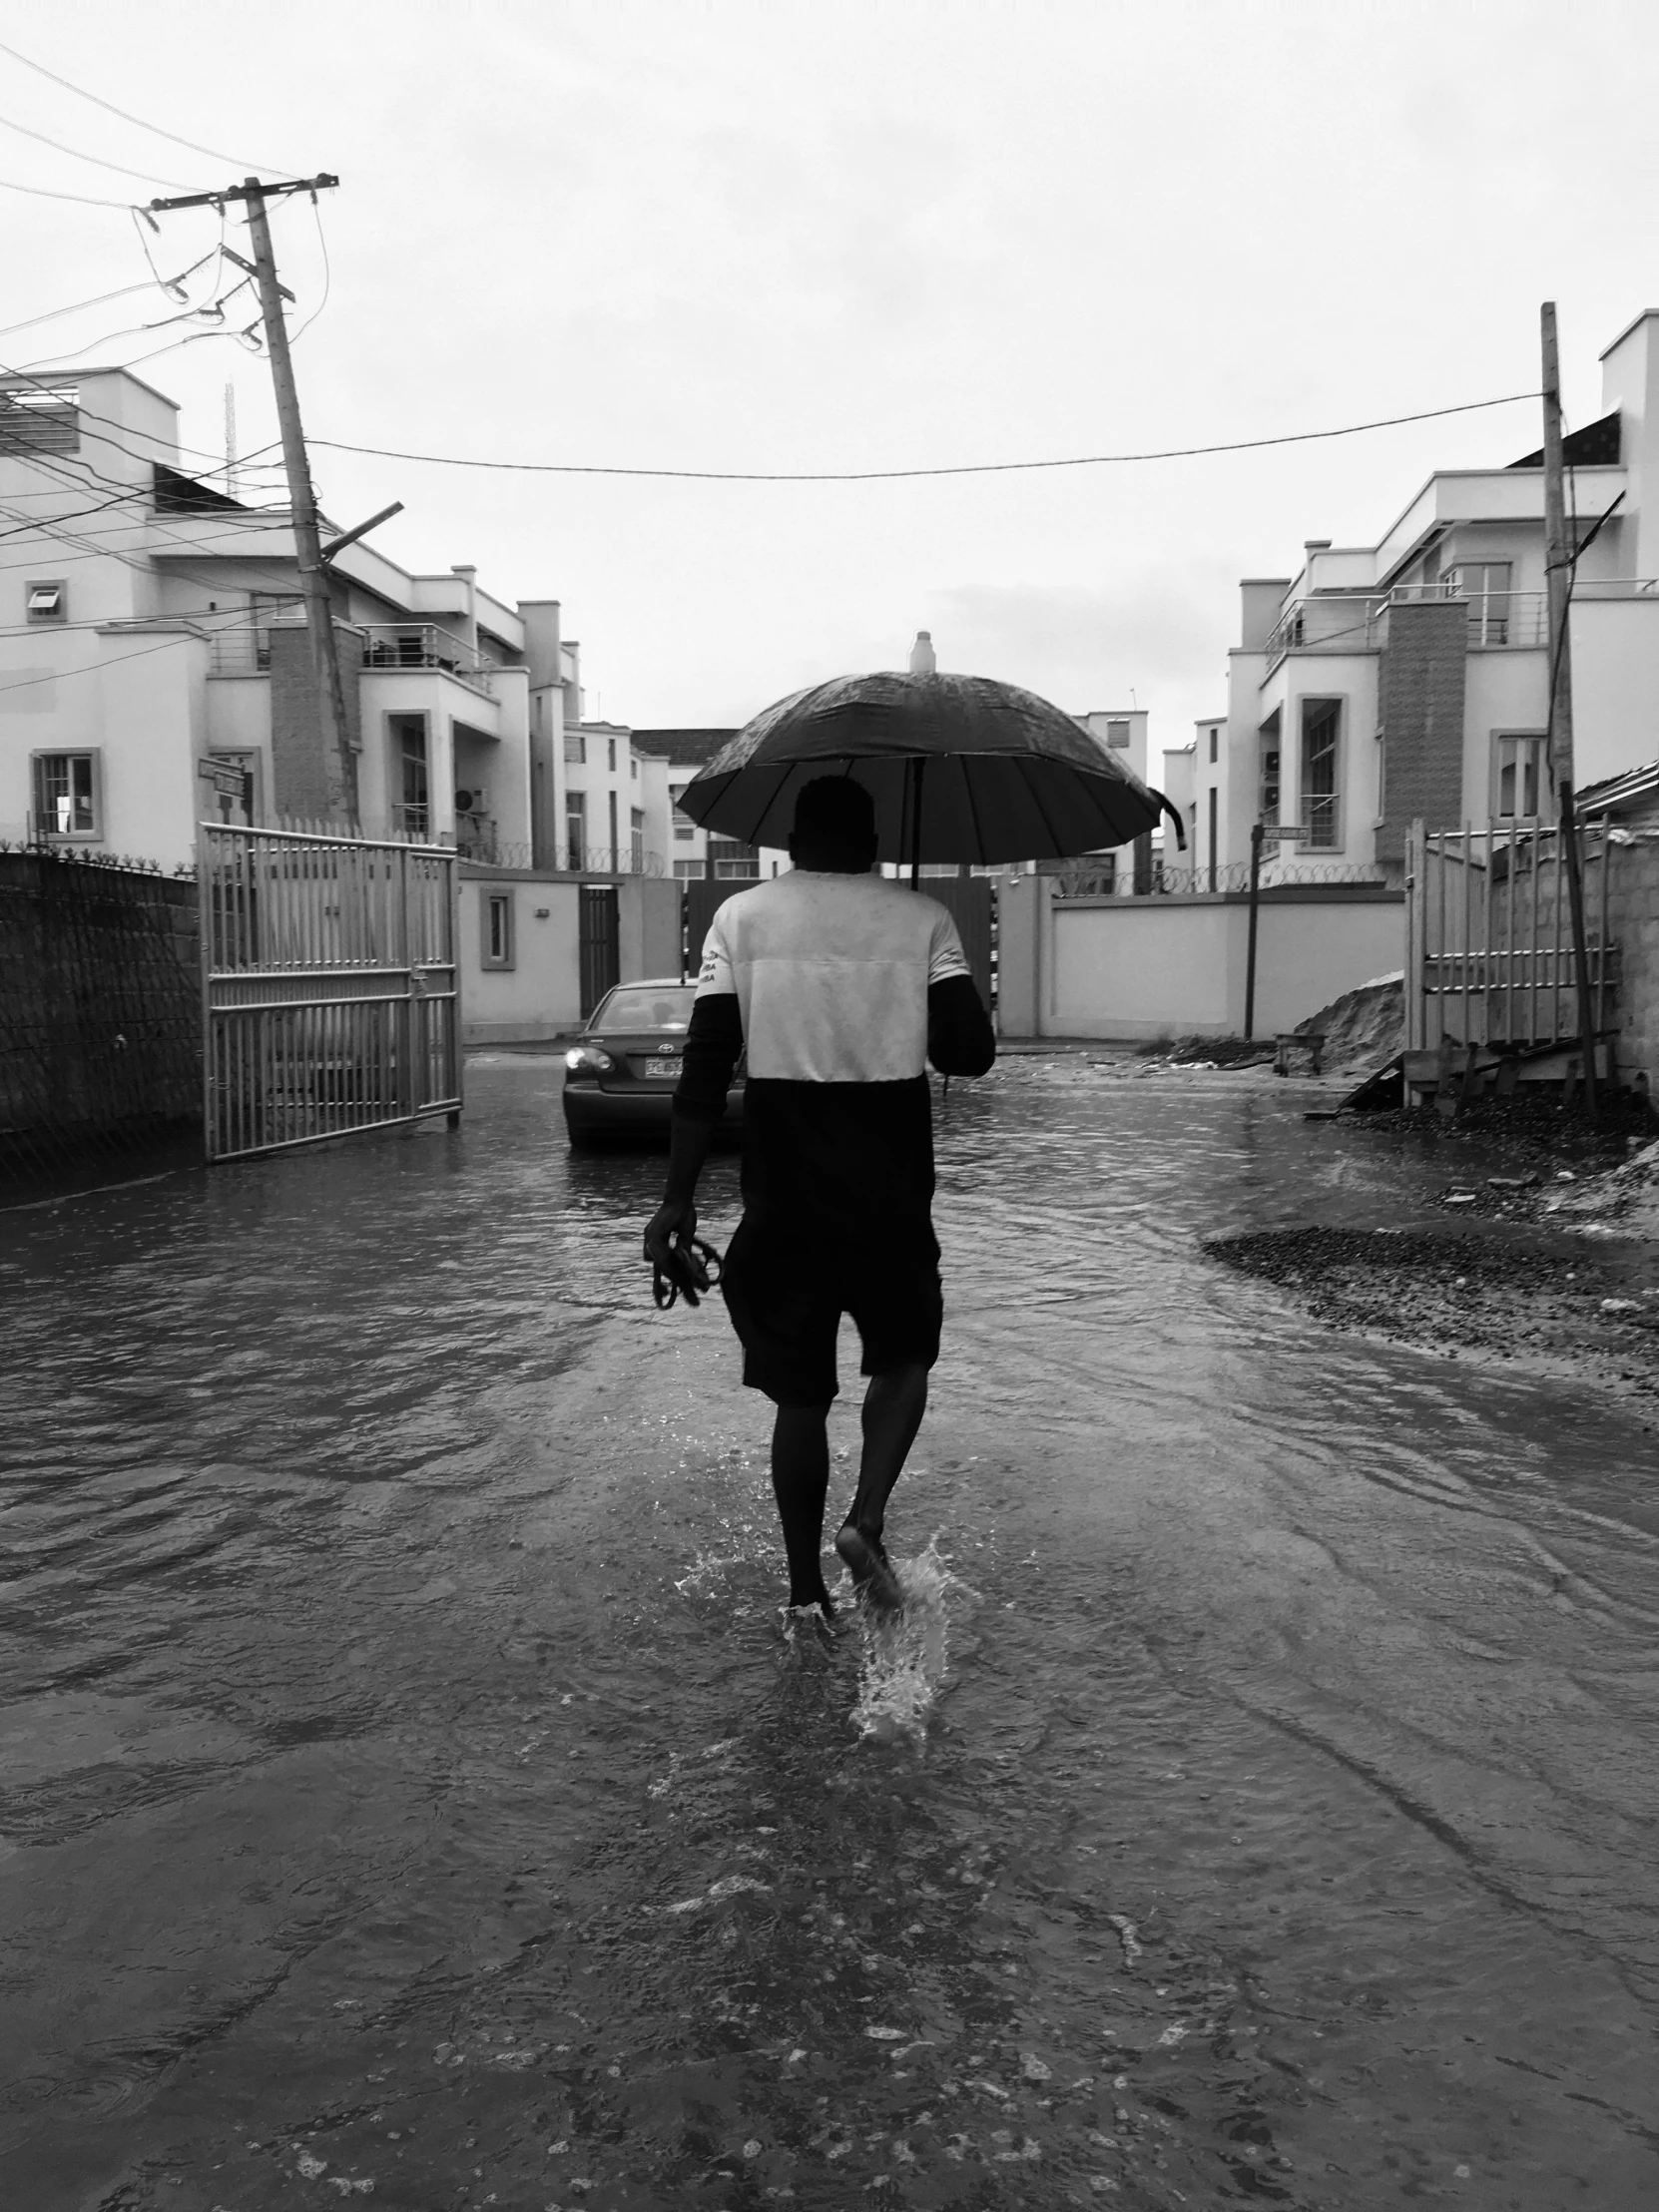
[5,0,1658,753]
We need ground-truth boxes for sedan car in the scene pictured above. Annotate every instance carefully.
[562,978,745,1145]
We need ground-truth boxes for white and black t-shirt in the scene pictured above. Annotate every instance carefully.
[676,869,994,1236]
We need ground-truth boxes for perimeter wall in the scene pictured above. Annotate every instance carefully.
[998,876,1403,1041]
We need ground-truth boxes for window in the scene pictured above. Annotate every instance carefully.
[32,750,97,836]
[389,711,428,836]
[481,889,514,970]
[709,836,761,881]
[1257,711,1281,825]
[1208,727,1218,765]
[0,382,78,453]
[1493,732,1547,820]
[608,789,619,864]
[672,792,697,840]
[1207,787,1218,892]
[630,756,638,780]
[631,806,644,873]
[564,728,586,765]
[607,737,617,773]
[1300,698,1341,848]
[26,580,65,623]
[1105,720,1131,749]
[1445,561,1512,646]
[566,790,586,870]
[673,857,706,879]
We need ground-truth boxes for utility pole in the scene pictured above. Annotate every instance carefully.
[1540,299,1599,1119]
[151,176,354,824]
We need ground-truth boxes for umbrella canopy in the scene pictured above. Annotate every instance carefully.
[678,670,1168,867]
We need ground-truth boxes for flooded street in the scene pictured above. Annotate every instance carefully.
[3,1054,1658,2211]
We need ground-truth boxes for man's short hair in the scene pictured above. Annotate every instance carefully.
[793,775,876,847]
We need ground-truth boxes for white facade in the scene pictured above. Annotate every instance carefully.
[0,367,611,876]
[1208,310,1659,889]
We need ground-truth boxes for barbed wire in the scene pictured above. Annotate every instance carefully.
[1051,859,1391,898]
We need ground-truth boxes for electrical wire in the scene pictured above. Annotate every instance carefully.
[0,259,218,341]
[287,196,330,347]
[0,172,130,209]
[0,349,283,475]
[0,625,251,699]
[0,33,289,178]
[10,286,254,374]
[308,391,1543,484]
[0,106,196,190]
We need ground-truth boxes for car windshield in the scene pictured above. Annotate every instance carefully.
[589,985,696,1034]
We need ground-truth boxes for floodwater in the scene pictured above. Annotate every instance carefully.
[2,1054,1657,2212]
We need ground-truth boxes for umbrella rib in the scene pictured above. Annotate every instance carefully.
[960,750,988,866]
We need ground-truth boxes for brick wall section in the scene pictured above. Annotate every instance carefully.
[1377,600,1468,864]
[0,851,201,1171]
[269,622,364,825]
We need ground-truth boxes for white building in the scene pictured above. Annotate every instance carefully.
[1204,309,1659,890]
[0,366,632,878]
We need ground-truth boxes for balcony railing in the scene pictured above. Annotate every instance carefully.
[1264,584,1560,665]
[359,624,496,695]
[207,621,502,692]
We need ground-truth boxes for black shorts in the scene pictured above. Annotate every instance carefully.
[719,1216,943,1407]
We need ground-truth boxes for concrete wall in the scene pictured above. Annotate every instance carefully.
[1016,883,1402,1040]
[1570,598,1659,793]
[457,869,685,1043]
[457,871,584,1043]
[1606,818,1659,1093]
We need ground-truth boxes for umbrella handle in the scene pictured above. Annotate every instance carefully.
[908,756,925,889]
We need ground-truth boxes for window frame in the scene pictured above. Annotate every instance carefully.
[31,747,101,839]
[1297,695,1344,852]
[1491,729,1549,823]
[480,887,515,970]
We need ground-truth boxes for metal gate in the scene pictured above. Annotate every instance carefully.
[199,823,461,1163]
[1405,815,1617,1054]
[579,883,620,1016]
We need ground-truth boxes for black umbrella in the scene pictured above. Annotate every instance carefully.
[677,670,1178,883]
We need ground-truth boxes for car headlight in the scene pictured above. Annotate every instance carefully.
[564,1046,614,1074]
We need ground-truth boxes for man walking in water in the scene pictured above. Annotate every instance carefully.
[644,777,996,1617]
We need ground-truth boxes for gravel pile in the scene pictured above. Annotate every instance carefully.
[1208,1223,1659,1400]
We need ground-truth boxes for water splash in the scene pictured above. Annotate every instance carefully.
[850,1536,979,1744]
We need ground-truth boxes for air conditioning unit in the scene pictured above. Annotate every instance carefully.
[455,787,488,816]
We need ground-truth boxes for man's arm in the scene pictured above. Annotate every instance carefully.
[643,992,744,1288]
[927,973,996,1077]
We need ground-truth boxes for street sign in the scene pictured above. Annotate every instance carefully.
[198,757,251,801]
[1256,823,1310,840]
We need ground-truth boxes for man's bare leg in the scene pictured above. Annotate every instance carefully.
[835,1362,929,1605]
[771,1400,835,1613]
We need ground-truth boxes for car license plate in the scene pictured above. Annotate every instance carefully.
[643,1056,682,1079]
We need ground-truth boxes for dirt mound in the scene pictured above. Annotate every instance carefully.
[1295,974,1402,1072]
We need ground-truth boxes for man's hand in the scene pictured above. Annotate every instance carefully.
[644,1197,705,1306]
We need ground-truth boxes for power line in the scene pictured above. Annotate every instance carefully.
[0,34,288,178]
[0,626,249,699]
[0,171,130,209]
[308,391,1541,484]
[0,259,217,341]
[0,106,195,190]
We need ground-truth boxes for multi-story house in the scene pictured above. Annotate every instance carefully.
[630,728,793,882]
[1203,308,1659,889]
[556,711,673,875]
[0,364,634,878]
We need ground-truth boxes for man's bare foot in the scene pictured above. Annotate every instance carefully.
[834,1523,904,1611]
